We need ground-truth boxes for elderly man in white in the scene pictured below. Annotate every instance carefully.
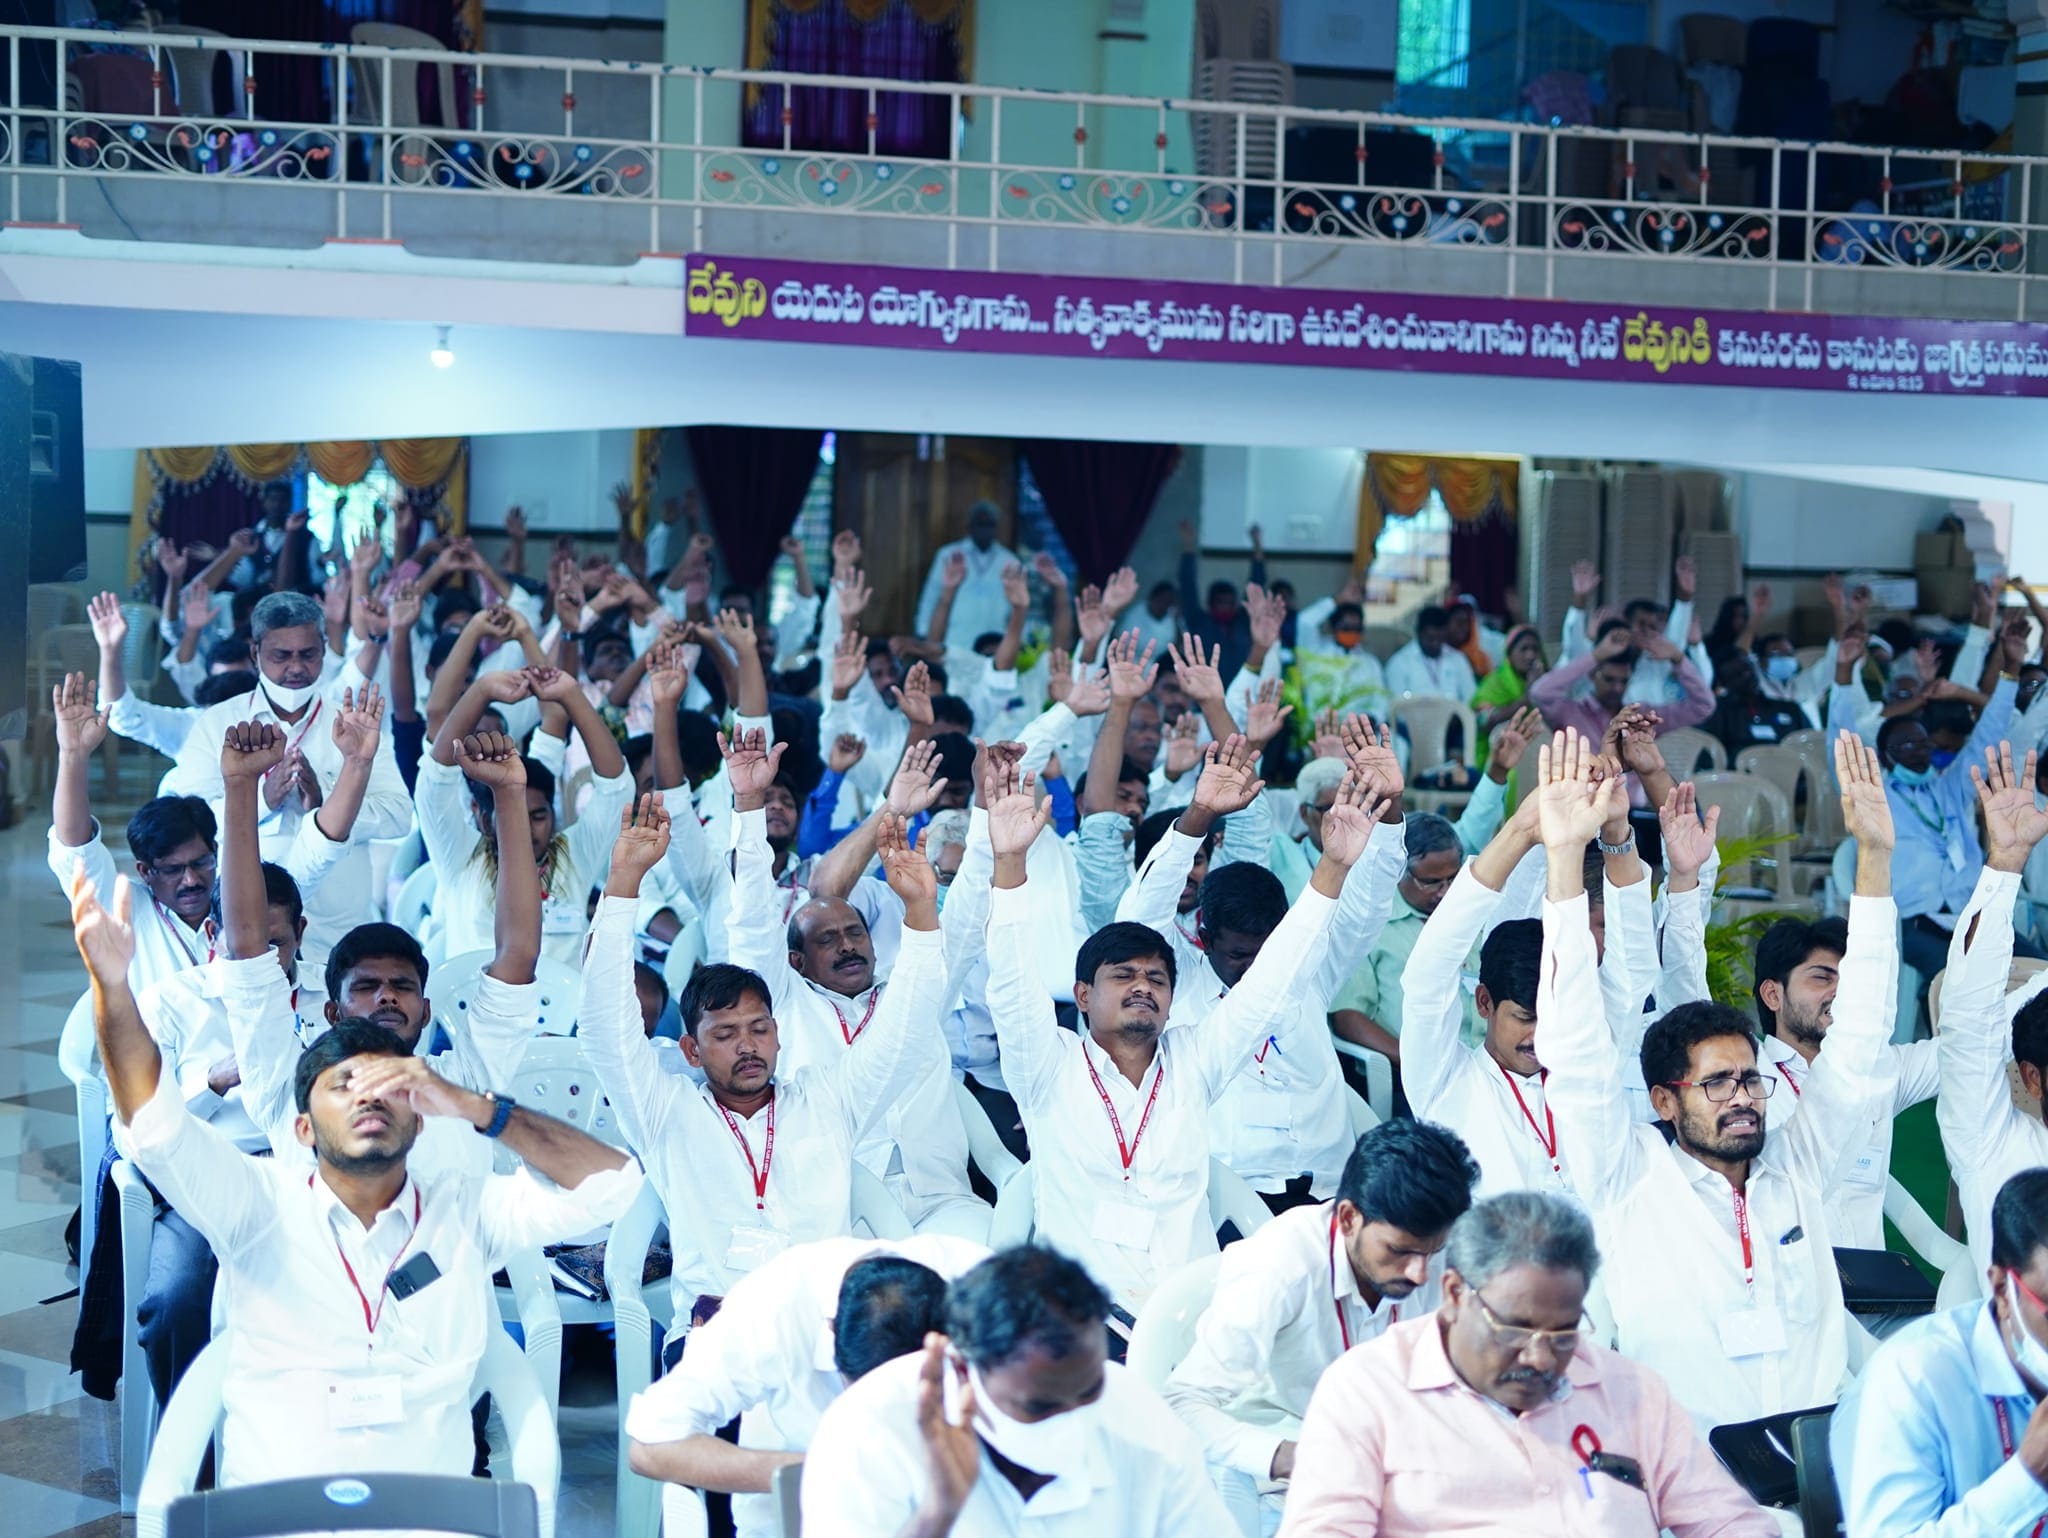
[914,501,1021,649]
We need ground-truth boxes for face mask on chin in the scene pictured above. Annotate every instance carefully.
[263,678,319,714]
[967,1364,1093,1476]
[2006,1275,2048,1387]
[1889,764,1935,789]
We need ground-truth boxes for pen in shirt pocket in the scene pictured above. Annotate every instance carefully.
[1780,1226,1805,1246]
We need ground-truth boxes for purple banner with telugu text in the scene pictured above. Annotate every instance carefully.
[683,251,2048,397]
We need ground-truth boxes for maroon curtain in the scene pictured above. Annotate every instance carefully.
[745,0,959,159]
[1449,511,1518,618]
[156,476,265,553]
[179,0,463,126]
[685,425,827,590]
[1019,440,1181,586]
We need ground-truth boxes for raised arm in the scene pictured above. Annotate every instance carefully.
[811,740,949,902]
[1653,784,1717,1009]
[427,619,527,761]
[456,731,542,985]
[68,868,160,1122]
[51,672,109,853]
[529,664,627,781]
[981,745,1062,1104]
[720,724,802,1006]
[716,608,770,720]
[1170,631,1243,750]
[834,812,950,1136]
[582,796,690,1153]
[310,683,387,846]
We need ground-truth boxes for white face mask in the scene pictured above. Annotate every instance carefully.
[967,1364,1094,1476]
[2006,1275,2048,1386]
[262,678,319,714]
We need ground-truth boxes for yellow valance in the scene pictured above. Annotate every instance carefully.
[1358,453,1519,559]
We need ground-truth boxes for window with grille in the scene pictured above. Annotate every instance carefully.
[1371,493,1452,579]
[1013,458,1077,588]
[1398,0,1472,88]
[766,431,837,629]
[306,463,403,562]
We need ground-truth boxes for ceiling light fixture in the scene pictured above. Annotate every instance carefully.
[430,325,455,369]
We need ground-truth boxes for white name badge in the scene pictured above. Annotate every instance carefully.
[1715,1308,1788,1360]
[541,895,584,935]
[328,1374,405,1430]
[1843,1147,1887,1189]
[1091,1197,1157,1252]
[723,1224,790,1274]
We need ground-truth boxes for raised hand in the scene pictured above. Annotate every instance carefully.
[1190,733,1265,818]
[983,754,1050,858]
[1000,560,1029,611]
[1045,649,1074,707]
[1570,560,1601,604]
[877,811,938,908]
[1489,704,1544,774]
[1535,728,1621,851]
[1612,705,1668,780]
[610,792,672,881]
[1075,584,1111,652]
[1638,632,1682,664]
[1658,782,1721,884]
[1033,551,1069,592]
[68,864,136,987]
[1168,632,1224,703]
[888,737,950,816]
[1832,730,1896,852]
[911,1336,980,1525]
[1972,741,2048,871]
[714,607,757,656]
[505,506,527,541]
[1672,553,1697,601]
[941,550,968,592]
[831,631,867,699]
[227,526,260,559]
[1311,709,1346,763]
[833,567,872,627]
[155,537,188,585]
[53,672,108,757]
[551,584,584,634]
[349,530,382,578]
[220,719,286,783]
[1317,772,1387,869]
[1244,676,1293,749]
[1245,582,1287,654]
[608,480,639,524]
[524,666,582,705]
[454,728,525,790]
[718,725,788,800]
[1062,665,1111,718]
[1100,566,1139,615]
[180,579,215,637]
[1822,572,1845,613]
[1163,713,1203,780]
[894,660,937,728]
[1106,630,1159,703]
[331,684,386,765]
[477,668,535,705]
[88,591,127,653]
[1341,715,1405,806]
[827,732,866,774]
[321,568,351,631]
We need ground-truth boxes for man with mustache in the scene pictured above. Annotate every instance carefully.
[1536,727,1899,1436]
[1278,1193,1774,1536]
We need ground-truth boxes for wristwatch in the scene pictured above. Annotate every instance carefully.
[480,1091,517,1139]
[1596,831,1635,857]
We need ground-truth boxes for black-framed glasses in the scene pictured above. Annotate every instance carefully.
[148,853,218,883]
[1472,1289,1587,1353]
[1665,1071,1778,1103]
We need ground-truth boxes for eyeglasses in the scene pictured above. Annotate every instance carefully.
[1471,1289,1586,1353]
[1403,867,1456,893]
[1664,1071,1778,1103]
[148,853,218,883]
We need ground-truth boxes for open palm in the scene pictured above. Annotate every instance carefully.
[1974,742,2048,863]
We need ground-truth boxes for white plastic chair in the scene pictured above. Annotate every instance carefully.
[1332,1039,1395,1123]
[660,915,707,998]
[1389,694,1476,777]
[990,1159,1270,1249]
[1126,1252,1225,1389]
[391,862,437,934]
[58,992,107,1265]
[137,1327,559,1538]
[505,1034,632,1144]
[951,1079,1023,1191]
[111,1160,159,1511]
[428,950,584,1043]
[1883,1175,1979,1310]
[1343,1084,1379,1137]
[1658,727,1728,777]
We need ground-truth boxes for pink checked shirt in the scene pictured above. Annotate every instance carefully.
[1276,1317,1777,1538]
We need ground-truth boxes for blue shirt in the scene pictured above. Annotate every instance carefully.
[1833,1298,2048,1537]
[1886,680,2015,921]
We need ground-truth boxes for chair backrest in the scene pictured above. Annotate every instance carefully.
[1789,1408,1839,1538]
[1691,772,1796,898]
[1733,744,1818,854]
[530,956,582,1035]
[1779,728,1844,848]
[37,623,101,685]
[168,1477,539,1538]
[1207,1158,1273,1240]
[1361,625,1410,663]
[1390,694,1476,776]
[393,862,438,933]
[148,27,247,119]
[988,1161,1036,1248]
[952,1079,1023,1190]
[348,22,458,132]
[508,1034,631,1147]
[70,52,158,115]
[1658,727,1727,777]
[773,1461,803,1538]
[1344,1084,1379,1137]
[119,602,166,693]
[29,582,83,636]
[1126,1252,1226,1390]
[850,1163,914,1241]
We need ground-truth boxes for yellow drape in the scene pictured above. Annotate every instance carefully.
[146,446,220,484]
[225,443,302,484]
[1358,453,1519,558]
[138,439,471,543]
[376,437,463,490]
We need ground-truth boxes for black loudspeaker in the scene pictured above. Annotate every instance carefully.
[0,349,80,740]
[0,355,29,740]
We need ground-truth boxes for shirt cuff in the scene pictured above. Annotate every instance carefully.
[1367,815,1407,857]
[473,971,541,1015]
[989,882,1036,927]
[1974,1451,2048,1531]
[729,804,768,854]
[1846,893,1898,927]
[623,1384,722,1447]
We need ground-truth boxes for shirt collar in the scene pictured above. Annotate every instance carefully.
[1969,1297,2033,1401]
[309,1170,419,1242]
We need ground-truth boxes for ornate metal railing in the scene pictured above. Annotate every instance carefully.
[0,22,2036,311]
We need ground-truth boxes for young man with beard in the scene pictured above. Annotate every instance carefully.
[1536,727,1898,1434]
[65,860,638,1489]
[1164,1120,1480,1524]
[1752,911,1937,1250]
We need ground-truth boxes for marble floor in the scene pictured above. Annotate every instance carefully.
[0,754,628,1537]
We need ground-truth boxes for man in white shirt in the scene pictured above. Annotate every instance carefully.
[914,502,1020,650]
[1164,1120,1479,1524]
[626,1235,987,1538]
[1537,727,1897,1434]
[1751,911,1936,1250]
[982,741,1375,1313]
[1936,743,2048,1277]
[579,788,954,1338]
[801,1245,1235,1537]
[1384,606,1478,704]
[65,865,640,1490]
[160,592,412,968]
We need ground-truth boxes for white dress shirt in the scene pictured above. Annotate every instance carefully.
[801,1356,1234,1538]
[624,1234,988,1538]
[1761,1028,1934,1251]
[414,751,632,965]
[159,682,412,966]
[1164,1198,1433,1484]
[119,1056,640,1487]
[107,689,202,759]
[1383,640,1477,704]
[913,538,1021,650]
[1935,866,2048,1277]
[136,958,318,1155]
[1120,816,1405,1195]
[577,896,949,1330]
[984,879,1337,1309]
[725,807,980,1228]
[1541,888,1896,1431]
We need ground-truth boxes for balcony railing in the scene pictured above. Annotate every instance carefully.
[0,22,2036,315]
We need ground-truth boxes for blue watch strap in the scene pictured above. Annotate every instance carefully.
[482,1093,516,1140]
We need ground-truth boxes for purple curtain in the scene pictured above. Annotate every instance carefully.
[1450,511,1518,618]
[155,476,265,553]
[685,425,827,591]
[745,1,959,160]
[1019,440,1182,587]
[179,0,463,127]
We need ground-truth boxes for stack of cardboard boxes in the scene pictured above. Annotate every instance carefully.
[1915,508,2002,620]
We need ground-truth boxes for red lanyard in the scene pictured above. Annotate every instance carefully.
[1779,1059,1803,1098]
[1497,1061,1561,1177]
[718,1093,776,1210]
[157,903,215,968]
[1328,1212,1395,1352]
[832,988,881,1046]
[1177,912,1204,951]
[1732,1190,1755,1292]
[318,1180,422,1337]
[1082,1049,1165,1183]
[1993,1400,2047,1538]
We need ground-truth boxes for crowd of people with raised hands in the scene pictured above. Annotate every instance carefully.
[47,481,2048,1536]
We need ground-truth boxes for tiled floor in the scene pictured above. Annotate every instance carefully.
[0,761,627,1536]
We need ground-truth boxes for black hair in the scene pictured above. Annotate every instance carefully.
[2015,994,2048,1076]
[1131,806,1207,871]
[1922,699,1975,742]
[678,962,773,1037]
[204,635,252,671]
[864,636,895,659]
[1751,915,1847,1032]
[1622,598,1666,622]
[1196,862,1287,943]
[676,709,724,785]
[1477,918,1541,1013]
[632,960,670,1012]
[718,583,754,605]
[294,1017,412,1112]
[1875,619,1918,656]
[194,670,260,707]
[1206,580,1238,602]
[469,755,555,816]
[127,795,217,867]
[324,922,429,1006]
[1640,1000,1756,1093]
[833,1255,949,1380]
[1403,812,1461,866]
[1875,714,1923,764]
[923,660,949,694]
[1992,1168,2048,1271]
[931,694,975,733]
[943,1246,1110,1369]
[1073,757,1153,813]
[1754,631,1792,656]
[1593,617,1631,645]
[1416,605,1449,632]
[1148,580,1176,599]
[929,731,976,790]
[1336,1119,1480,1237]
[581,627,632,668]
[431,589,477,631]
[426,631,464,674]
[209,859,305,933]
[1332,601,1364,626]
[1074,921,1178,991]
[623,734,655,777]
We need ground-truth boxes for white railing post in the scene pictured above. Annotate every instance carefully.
[7,33,19,224]
[1543,118,1557,298]
[1802,142,1816,309]
[53,34,64,226]
[379,51,393,239]
[1767,143,1782,310]
[988,91,1002,273]
[335,35,349,238]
